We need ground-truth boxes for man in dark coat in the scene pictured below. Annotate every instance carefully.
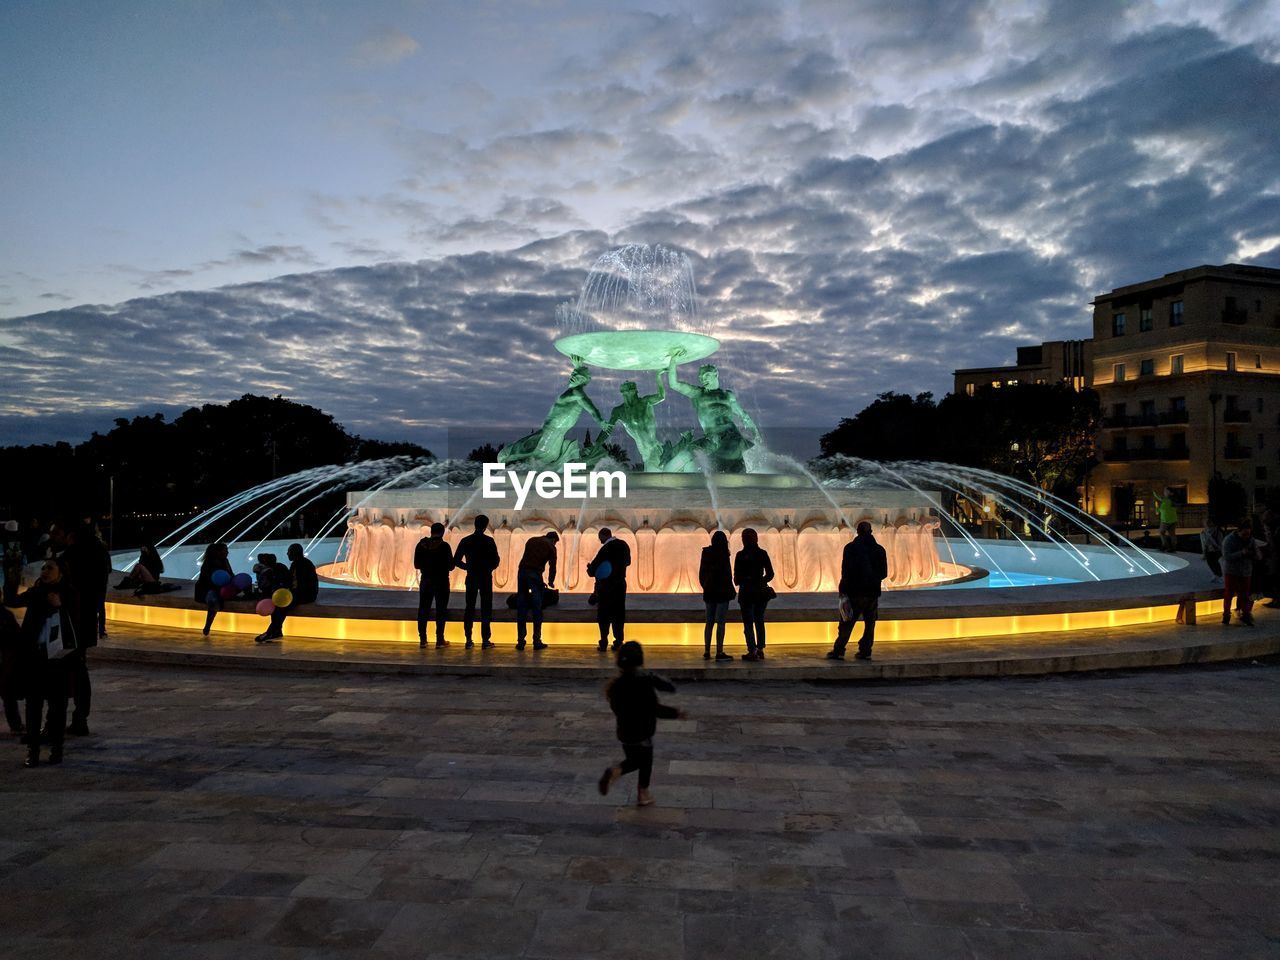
[257,544,319,642]
[454,515,500,649]
[414,522,454,647]
[60,522,108,735]
[587,527,631,652]
[827,520,889,661]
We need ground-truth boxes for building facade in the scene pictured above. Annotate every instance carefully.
[951,264,1280,528]
[1089,264,1280,526]
[953,339,1091,395]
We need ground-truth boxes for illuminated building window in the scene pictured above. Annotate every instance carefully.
[1227,351,1238,371]
[1170,354,1184,375]
[965,383,975,396]
[1112,313,1126,336]
[1170,301,1184,326]
[1114,363,1126,382]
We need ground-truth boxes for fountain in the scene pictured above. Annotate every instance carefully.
[112,242,1201,651]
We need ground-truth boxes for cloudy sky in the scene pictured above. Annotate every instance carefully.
[2,0,1278,451]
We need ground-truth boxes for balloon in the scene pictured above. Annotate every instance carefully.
[211,569,231,587]
[255,598,275,617]
[219,584,238,600]
[233,572,253,591]
[594,560,612,580]
[272,588,293,608]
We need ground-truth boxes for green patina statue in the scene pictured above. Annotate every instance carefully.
[604,373,666,472]
[499,361,611,468]
[666,353,761,473]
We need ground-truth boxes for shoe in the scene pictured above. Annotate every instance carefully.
[260,633,282,643]
[418,638,427,648]
[599,641,608,652]
[47,750,62,765]
[99,630,107,639]
[742,652,758,661]
[715,651,732,661]
[254,632,269,643]
[201,628,210,638]
[755,650,765,659]
[436,639,450,647]
[465,640,474,649]
[854,652,872,661]
[598,765,621,796]
[611,641,621,651]
[532,641,548,650]
[703,650,711,660]
[826,651,844,660]
[516,640,526,650]
[67,722,89,737]
[24,753,38,768]
[1242,615,1255,627]
[1222,613,1231,625]
[637,789,655,807]
[481,640,495,649]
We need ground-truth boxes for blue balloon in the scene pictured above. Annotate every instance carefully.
[595,560,612,580]
[233,572,253,591]
[211,569,231,587]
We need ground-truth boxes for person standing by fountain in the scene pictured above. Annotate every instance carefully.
[734,528,775,660]
[827,520,889,661]
[414,522,454,648]
[588,528,630,652]
[454,515,500,649]
[699,531,735,661]
[1221,520,1259,627]
[516,531,558,650]
[1153,488,1180,553]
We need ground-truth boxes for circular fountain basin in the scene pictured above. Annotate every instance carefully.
[554,330,720,370]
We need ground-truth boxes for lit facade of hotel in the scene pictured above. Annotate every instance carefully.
[954,263,1280,527]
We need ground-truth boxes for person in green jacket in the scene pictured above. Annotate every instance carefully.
[1153,488,1180,552]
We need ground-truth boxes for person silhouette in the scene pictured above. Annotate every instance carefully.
[588,527,631,651]
[454,515,501,649]
[516,531,558,650]
[414,522,454,648]
[734,528,775,660]
[827,520,889,661]
[699,531,735,660]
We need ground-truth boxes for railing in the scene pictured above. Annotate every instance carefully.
[1224,445,1253,460]
[1159,409,1189,425]
[1223,409,1252,423]
[1103,411,1189,428]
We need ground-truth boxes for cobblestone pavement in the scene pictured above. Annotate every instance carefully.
[1,659,1277,959]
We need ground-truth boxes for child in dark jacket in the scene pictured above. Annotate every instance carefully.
[598,641,683,806]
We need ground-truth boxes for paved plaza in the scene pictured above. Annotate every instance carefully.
[1,657,1277,959]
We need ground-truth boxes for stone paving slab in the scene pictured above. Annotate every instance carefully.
[90,607,1280,681]
[1,658,1278,958]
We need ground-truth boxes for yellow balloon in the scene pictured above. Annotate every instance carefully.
[272,588,294,608]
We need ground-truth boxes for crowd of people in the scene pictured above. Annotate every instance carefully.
[0,517,109,767]
[1199,510,1280,626]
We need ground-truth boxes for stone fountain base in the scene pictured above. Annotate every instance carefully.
[319,475,970,594]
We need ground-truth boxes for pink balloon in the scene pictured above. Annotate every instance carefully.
[219,584,238,600]
[255,598,275,617]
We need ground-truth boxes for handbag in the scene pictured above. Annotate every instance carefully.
[838,594,853,622]
[39,611,73,660]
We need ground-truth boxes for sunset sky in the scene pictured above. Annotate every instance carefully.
[2,0,1278,450]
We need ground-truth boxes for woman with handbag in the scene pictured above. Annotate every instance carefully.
[733,527,775,661]
[9,558,78,766]
[699,531,736,661]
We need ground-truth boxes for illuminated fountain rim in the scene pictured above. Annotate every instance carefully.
[554,330,720,371]
[104,539,1209,648]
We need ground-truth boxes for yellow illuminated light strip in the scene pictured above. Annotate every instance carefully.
[106,600,1222,646]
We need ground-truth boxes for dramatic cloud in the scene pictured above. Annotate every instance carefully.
[2,1,1278,449]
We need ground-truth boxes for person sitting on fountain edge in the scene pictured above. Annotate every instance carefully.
[516,531,558,650]
[454,515,500,649]
[414,523,454,648]
[827,521,888,662]
[588,527,630,652]
[257,544,318,642]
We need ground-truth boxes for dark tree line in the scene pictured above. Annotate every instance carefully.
[0,394,431,546]
[819,384,1102,502]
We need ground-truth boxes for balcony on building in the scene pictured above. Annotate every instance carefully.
[1224,444,1253,460]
